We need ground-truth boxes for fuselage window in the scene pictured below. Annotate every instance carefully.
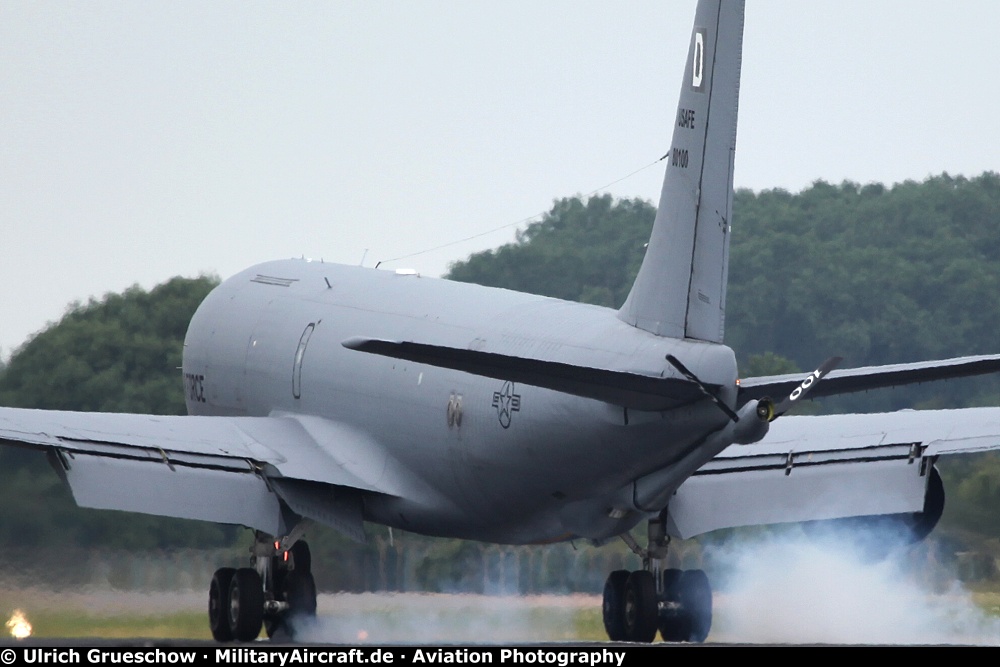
[292,323,316,399]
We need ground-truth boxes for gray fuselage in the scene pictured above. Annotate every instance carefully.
[182,259,737,543]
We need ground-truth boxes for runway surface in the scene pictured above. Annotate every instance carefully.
[0,588,996,645]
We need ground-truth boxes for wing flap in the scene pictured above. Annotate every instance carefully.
[666,407,1000,538]
[270,478,366,543]
[0,406,430,540]
[58,451,286,535]
[668,458,927,539]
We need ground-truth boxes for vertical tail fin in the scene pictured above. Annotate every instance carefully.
[618,0,744,342]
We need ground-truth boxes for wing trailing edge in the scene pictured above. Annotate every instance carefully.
[666,407,1000,538]
[342,336,708,411]
[0,407,426,543]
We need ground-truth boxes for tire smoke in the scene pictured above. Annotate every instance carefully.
[707,531,1000,645]
[289,593,592,644]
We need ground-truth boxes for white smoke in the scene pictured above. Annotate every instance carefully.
[282,535,1000,645]
[707,532,1000,645]
[289,592,590,644]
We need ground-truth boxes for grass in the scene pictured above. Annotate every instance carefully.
[0,593,604,642]
[8,608,604,642]
[9,610,210,639]
[966,588,1000,619]
[572,607,606,641]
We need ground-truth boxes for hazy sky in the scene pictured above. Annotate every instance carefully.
[2,1,998,358]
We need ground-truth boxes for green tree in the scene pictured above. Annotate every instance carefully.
[0,275,219,414]
[742,352,799,377]
[448,194,654,307]
[449,176,1000,412]
[0,275,238,550]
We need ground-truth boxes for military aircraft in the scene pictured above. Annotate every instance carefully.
[2,0,1000,644]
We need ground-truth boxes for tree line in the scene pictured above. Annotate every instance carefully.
[0,172,998,587]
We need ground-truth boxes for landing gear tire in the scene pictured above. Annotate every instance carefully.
[677,569,712,643]
[605,520,713,644]
[624,571,658,643]
[290,540,312,574]
[265,540,318,641]
[657,568,689,642]
[229,567,264,642]
[266,570,318,640]
[209,567,236,642]
[285,571,318,616]
[602,570,630,641]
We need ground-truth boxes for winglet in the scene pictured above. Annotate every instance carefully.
[618,0,744,342]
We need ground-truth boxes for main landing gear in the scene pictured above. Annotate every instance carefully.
[602,516,712,643]
[209,529,318,642]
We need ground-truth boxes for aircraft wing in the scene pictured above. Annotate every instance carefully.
[342,337,707,411]
[737,354,1000,403]
[0,407,427,542]
[665,407,1000,539]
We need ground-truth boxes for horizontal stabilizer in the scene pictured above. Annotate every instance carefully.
[342,337,707,411]
[738,354,1000,404]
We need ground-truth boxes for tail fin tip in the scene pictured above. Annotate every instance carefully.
[619,0,745,343]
